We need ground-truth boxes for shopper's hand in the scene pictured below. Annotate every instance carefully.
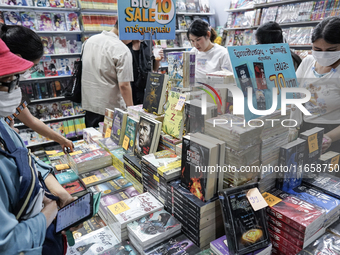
[322,135,332,153]
[42,196,58,229]
[58,193,76,209]
[60,137,74,153]
[9,120,19,134]
[288,128,299,142]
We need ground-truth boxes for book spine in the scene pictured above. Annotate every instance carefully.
[124,163,142,184]
[267,207,306,234]
[123,156,141,173]
[268,222,304,247]
[269,230,302,254]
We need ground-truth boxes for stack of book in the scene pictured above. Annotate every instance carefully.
[98,186,140,223]
[72,215,107,240]
[127,209,182,253]
[158,132,182,154]
[102,108,114,138]
[79,165,121,188]
[169,180,224,249]
[299,127,324,166]
[141,150,181,207]
[296,232,340,255]
[124,152,143,194]
[303,172,340,200]
[106,192,164,241]
[264,188,326,253]
[88,176,133,197]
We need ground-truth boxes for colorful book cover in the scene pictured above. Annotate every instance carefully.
[66,12,80,31]
[127,209,181,244]
[48,102,63,119]
[35,0,49,7]
[66,226,120,255]
[64,0,77,8]
[72,215,106,240]
[67,39,79,53]
[110,108,128,146]
[49,0,64,8]
[162,91,185,139]
[89,176,133,196]
[168,52,184,87]
[41,36,55,55]
[53,36,68,54]
[144,234,201,255]
[57,58,72,76]
[62,179,86,195]
[37,13,53,31]
[80,166,121,184]
[303,172,340,200]
[20,12,36,30]
[43,59,58,77]
[99,240,139,255]
[122,116,138,153]
[4,11,22,25]
[134,116,159,158]
[61,101,75,116]
[52,13,67,31]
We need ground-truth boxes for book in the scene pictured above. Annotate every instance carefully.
[60,101,75,116]
[72,215,106,240]
[219,183,271,255]
[56,170,78,185]
[299,127,324,165]
[66,226,120,255]
[66,12,80,31]
[199,0,210,12]
[299,233,340,255]
[41,37,55,55]
[52,13,66,31]
[318,151,340,171]
[35,0,49,7]
[143,73,169,115]
[122,116,138,153]
[134,116,162,158]
[143,233,201,255]
[67,39,79,53]
[181,135,219,202]
[48,101,63,119]
[64,0,77,8]
[53,36,68,54]
[162,91,185,139]
[98,240,140,255]
[127,209,182,249]
[88,176,133,196]
[62,179,87,197]
[20,12,36,30]
[42,59,58,77]
[37,13,53,31]
[176,0,186,12]
[4,11,22,25]
[110,108,128,146]
[49,0,64,8]
[79,166,122,187]
[303,172,340,200]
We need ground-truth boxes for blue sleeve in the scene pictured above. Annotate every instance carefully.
[0,179,46,254]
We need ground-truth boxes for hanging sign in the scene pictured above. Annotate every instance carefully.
[118,0,177,40]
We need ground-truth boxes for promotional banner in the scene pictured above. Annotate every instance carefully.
[227,43,299,121]
[118,0,176,40]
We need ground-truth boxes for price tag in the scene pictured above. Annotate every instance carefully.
[330,155,340,172]
[262,192,282,207]
[69,150,83,156]
[308,133,318,153]
[105,128,111,138]
[175,94,186,111]
[122,135,130,151]
[108,201,130,215]
[153,175,160,183]
[55,164,69,171]
[45,150,58,155]
[82,175,100,185]
[246,188,268,211]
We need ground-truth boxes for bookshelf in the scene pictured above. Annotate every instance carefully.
[253,0,311,8]
[177,11,216,16]
[20,75,73,82]
[15,114,86,128]
[0,5,79,11]
[224,6,254,12]
[31,96,66,103]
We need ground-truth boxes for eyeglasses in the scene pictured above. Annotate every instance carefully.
[0,74,20,93]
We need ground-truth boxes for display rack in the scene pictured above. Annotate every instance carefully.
[14,114,86,128]
[20,75,73,82]
[26,135,82,148]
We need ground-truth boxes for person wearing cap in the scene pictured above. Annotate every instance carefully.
[0,24,74,152]
[0,38,76,255]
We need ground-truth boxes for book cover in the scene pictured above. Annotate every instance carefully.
[80,166,121,186]
[122,116,138,153]
[235,63,254,96]
[199,0,210,13]
[143,73,168,115]
[20,12,36,30]
[52,13,66,31]
[48,81,62,97]
[35,0,49,7]
[72,215,106,240]
[57,58,72,76]
[110,108,128,146]
[67,39,79,53]
[66,12,80,31]
[60,101,75,116]
[162,91,185,139]
[62,179,86,195]
[48,102,63,119]
[89,176,133,196]
[168,52,184,87]
[176,0,186,12]
[49,0,64,8]
[186,0,197,13]
[43,59,58,77]
[4,11,22,25]
[127,209,181,245]
[41,36,55,55]
[56,170,78,185]
[299,127,324,165]
[142,150,180,173]
[135,116,161,158]
[37,13,53,31]
[53,36,68,54]
[303,172,340,200]
[66,226,120,255]
[144,233,201,255]
[98,240,139,255]
[299,233,340,255]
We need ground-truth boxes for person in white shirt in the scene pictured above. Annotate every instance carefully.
[188,19,232,80]
[290,17,340,153]
[81,23,134,127]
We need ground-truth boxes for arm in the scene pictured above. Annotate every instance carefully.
[119,81,134,107]
[326,125,340,142]
[17,107,74,152]
[153,49,164,72]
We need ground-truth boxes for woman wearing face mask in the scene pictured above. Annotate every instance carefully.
[290,17,340,153]
[0,38,81,255]
[188,19,232,80]
[0,24,74,152]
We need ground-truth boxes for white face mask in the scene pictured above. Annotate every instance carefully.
[312,50,340,67]
[0,88,22,118]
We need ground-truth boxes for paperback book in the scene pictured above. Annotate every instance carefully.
[110,108,128,146]
[88,176,133,196]
[79,166,122,187]
[122,116,138,153]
